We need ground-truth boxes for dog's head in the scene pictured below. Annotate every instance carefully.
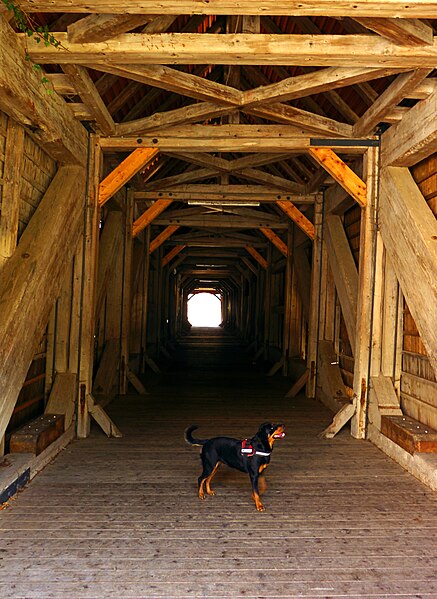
[257,422,286,447]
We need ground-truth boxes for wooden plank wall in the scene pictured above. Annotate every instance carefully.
[0,110,58,447]
[400,154,437,428]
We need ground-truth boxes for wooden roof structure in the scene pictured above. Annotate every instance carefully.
[0,2,436,498]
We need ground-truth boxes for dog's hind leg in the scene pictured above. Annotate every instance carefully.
[198,455,219,499]
[205,462,220,496]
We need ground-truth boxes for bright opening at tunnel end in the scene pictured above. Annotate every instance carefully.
[187,292,222,328]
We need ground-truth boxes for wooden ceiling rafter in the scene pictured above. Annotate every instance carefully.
[6,1,436,18]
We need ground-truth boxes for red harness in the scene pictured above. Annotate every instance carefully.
[241,439,271,458]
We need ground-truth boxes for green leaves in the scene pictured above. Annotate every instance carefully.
[1,0,63,95]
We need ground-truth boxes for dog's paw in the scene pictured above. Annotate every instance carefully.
[206,490,216,496]
[256,503,265,512]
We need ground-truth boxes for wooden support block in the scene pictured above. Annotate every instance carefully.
[285,369,309,398]
[144,355,162,374]
[87,394,122,438]
[93,339,120,397]
[126,367,149,395]
[10,415,64,456]
[320,402,355,439]
[381,415,437,454]
[371,375,402,415]
[267,357,284,377]
[45,372,76,430]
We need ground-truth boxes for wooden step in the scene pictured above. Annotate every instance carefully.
[381,415,437,454]
[10,414,64,456]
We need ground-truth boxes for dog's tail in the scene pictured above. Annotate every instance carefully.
[184,425,208,446]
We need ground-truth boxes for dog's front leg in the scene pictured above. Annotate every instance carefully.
[249,472,265,512]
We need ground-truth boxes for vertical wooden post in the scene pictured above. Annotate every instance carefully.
[140,226,151,372]
[77,135,101,439]
[307,194,323,398]
[351,147,379,439]
[263,244,272,360]
[120,190,134,394]
[0,119,25,270]
[282,223,293,376]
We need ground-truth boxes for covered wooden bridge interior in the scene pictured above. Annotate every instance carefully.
[0,2,437,596]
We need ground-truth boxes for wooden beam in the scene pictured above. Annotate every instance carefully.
[132,199,173,238]
[306,194,323,398]
[62,65,115,136]
[242,66,407,106]
[245,245,268,269]
[324,215,358,353]
[77,139,101,439]
[144,168,219,190]
[244,103,353,138]
[0,166,85,442]
[353,69,433,137]
[380,89,437,167]
[379,166,437,376]
[235,168,306,194]
[276,200,315,240]
[6,1,437,18]
[99,147,159,206]
[26,33,437,68]
[162,244,186,267]
[115,103,235,136]
[136,185,313,203]
[352,18,434,46]
[259,228,288,257]
[88,64,242,105]
[149,225,180,253]
[68,14,157,43]
[0,16,87,166]
[308,147,367,207]
[351,147,379,439]
[0,120,25,269]
[154,214,288,229]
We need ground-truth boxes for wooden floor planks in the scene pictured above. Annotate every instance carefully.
[1,340,437,598]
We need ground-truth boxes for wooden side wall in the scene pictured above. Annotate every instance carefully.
[0,110,59,448]
[400,154,437,428]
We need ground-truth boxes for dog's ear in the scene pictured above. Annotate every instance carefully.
[257,422,273,438]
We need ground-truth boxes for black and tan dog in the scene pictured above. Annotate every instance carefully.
[184,422,285,511]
